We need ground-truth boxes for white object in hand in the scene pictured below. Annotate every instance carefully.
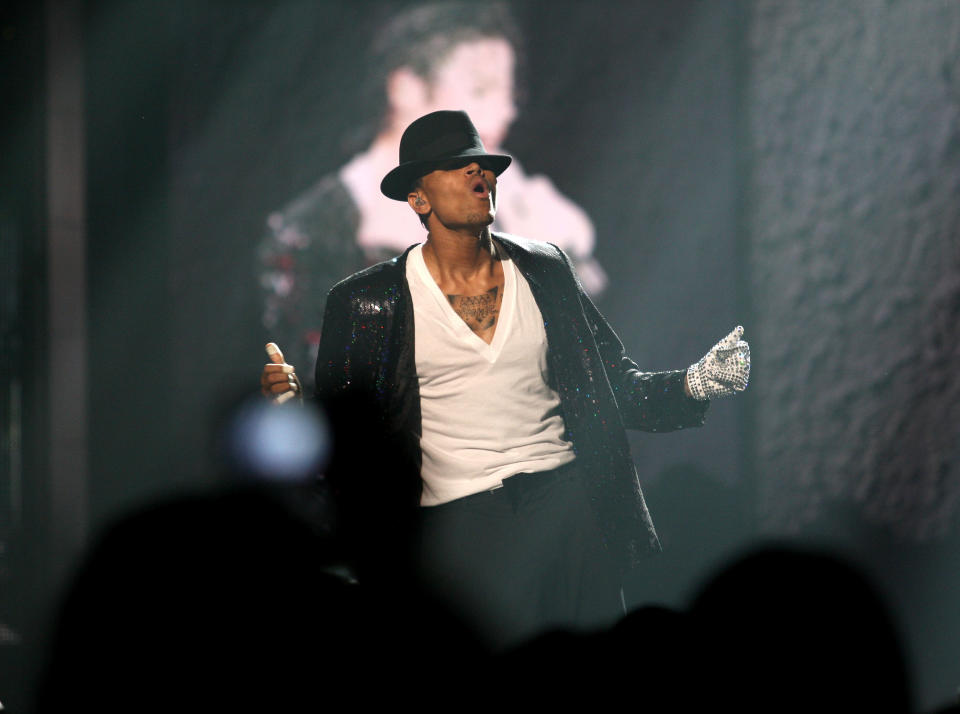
[686,325,750,401]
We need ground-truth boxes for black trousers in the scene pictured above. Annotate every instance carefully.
[416,460,623,650]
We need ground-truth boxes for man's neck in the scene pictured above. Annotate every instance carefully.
[422,227,498,285]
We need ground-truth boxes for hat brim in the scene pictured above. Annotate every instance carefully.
[380,152,512,201]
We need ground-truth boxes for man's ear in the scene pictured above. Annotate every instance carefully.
[408,190,430,216]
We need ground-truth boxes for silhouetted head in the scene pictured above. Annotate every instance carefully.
[689,546,912,713]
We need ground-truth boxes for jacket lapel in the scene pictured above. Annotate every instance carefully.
[493,232,558,333]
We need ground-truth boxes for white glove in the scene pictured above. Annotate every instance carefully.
[686,325,750,401]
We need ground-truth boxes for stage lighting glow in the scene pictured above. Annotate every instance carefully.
[224,399,329,482]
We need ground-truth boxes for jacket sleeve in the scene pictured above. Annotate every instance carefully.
[560,250,709,433]
[313,285,356,402]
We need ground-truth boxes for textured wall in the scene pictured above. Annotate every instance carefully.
[748,0,960,540]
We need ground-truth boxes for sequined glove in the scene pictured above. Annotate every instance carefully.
[686,325,750,401]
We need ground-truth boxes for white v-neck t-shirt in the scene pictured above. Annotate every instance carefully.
[406,243,575,506]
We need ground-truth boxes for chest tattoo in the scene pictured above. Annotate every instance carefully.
[447,286,500,333]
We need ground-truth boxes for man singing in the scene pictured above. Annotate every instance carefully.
[261,110,750,648]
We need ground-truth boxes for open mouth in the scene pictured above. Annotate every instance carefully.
[471,177,490,198]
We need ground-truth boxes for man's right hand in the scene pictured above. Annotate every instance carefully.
[261,342,301,403]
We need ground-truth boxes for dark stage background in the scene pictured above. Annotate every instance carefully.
[3,1,960,710]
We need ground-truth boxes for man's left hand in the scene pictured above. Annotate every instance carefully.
[686,325,751,401]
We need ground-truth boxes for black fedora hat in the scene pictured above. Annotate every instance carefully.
[380,110,512,201]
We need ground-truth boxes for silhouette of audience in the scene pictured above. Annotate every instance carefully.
[496,546,914,711]
[35,390,918,713]
[688,546,913,713]
[33,392,485,711]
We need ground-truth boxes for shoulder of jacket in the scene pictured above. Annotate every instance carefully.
[327,246,412,302]
[493,231,565,262]
[493,232,576,285]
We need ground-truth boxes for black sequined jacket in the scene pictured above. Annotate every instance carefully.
[314,232,708,569]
